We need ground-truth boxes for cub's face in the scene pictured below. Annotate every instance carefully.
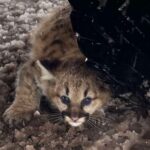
[38,60,110,127]
[47,76,110,127]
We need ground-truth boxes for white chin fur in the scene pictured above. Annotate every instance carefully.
[68,122,83,127]
[65,116,85,127]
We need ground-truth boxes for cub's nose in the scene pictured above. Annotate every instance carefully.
[71,116,79,122]
[71,111,79,122]
[70,105,80,121]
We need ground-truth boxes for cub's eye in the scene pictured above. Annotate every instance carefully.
[60,96,70,105]
[81,97,92,106]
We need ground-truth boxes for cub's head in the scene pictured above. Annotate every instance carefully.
[37,60,111,127]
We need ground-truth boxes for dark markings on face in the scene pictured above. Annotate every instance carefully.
[65,84,69,96]
[84,86,89,97]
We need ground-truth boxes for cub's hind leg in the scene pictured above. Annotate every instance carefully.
[3,61,41,126]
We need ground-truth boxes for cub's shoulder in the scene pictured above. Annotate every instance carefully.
[30,4,78,61]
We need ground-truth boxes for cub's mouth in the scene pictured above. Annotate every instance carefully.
[65,116,86,127]
[62,111,89,127]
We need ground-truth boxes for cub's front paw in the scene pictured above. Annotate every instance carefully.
[3,105,33,127]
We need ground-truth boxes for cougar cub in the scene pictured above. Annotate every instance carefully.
[3,5,111,127]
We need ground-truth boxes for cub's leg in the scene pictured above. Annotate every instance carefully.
[3,61,41,126]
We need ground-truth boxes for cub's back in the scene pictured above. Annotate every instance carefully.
[30,4,84,62]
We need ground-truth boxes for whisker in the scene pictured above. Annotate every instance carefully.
[48,116,62,123]
[87,120,95,128]
[47,113,62,117]
[89,117,102,125]
[48,115,62,119]
[46,112,63,121]
[87,119,101,130]
[48,112,62,115]
[90,114,116,123]
[89,116,100,121]
[48,114,61,117]
[48,115,61,118]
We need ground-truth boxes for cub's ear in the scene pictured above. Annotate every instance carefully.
[36,60,60,81]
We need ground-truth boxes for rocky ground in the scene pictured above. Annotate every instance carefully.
[0,0,150,149]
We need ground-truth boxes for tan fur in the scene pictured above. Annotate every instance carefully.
[30,5,82,61]
[3,4,111,127]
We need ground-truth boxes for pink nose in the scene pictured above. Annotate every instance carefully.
[72,117,78,122]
